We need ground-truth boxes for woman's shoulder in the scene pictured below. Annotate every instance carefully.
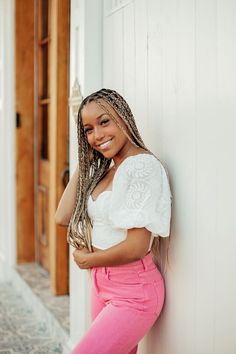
[114,153,165,186]
[118,153,163,174]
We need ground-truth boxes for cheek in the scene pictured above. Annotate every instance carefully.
[111,124,125,140]
[86,134,94,146]
[116,128,128,144]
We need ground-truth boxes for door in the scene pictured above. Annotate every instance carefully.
[16,0,70,295]
[15,0,35,264]
[36,0,51,271]
[35,0,70,294]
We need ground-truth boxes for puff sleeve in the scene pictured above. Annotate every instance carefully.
[108,154,172,237]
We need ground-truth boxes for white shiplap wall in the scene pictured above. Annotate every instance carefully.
[0,0,16,281]
[103,1,236,353]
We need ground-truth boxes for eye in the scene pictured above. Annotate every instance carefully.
[84,127,93,135]
[100,118,110,126]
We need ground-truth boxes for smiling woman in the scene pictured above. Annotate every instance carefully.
[55,88,172,354]
[82,100,132,160]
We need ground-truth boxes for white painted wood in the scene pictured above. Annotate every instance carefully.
[104,0,133,15]
[0,0,4,270]
[103,14,114,88]
[194,2,218,353]
[68,0,89,349]
[0,0,16,281]
[146,0,164,157]
[133,0,149,144]
[103,8,124,92]
[68,0,103,350]
[123,2,135,113]
[102,0,236,353]
[214,1,236,352]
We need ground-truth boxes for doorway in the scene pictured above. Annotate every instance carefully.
[15,0,70,295]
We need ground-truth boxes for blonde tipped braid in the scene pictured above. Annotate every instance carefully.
[67,93,112,251]
[67,88,172,274]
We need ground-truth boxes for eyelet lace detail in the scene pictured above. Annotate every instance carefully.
[108,154,172,236]
[126,181,151,209]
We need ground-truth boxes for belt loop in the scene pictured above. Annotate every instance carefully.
[92,268,99,295]
[140,258,147,271]
[141,252,151,271]
[105,267,110,280]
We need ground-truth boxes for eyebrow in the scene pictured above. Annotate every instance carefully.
[83,113,108,127]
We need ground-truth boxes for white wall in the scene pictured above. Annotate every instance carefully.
[103,0,236,353]
[0,0,16,281]
[68,0,103,350]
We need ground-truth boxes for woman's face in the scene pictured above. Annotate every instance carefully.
[81,100,132,160]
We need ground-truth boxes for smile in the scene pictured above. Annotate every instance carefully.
[98,139,113,149]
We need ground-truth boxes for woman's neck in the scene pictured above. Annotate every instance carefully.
[112,145,147,168]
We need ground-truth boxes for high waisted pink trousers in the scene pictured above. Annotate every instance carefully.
[71,252,165,354]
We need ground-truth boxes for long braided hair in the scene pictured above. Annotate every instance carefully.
[67,88,172,274]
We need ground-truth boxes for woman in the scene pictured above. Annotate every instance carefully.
[55,88,172,354]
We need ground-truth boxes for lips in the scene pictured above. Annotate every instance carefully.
[97,139,113,150]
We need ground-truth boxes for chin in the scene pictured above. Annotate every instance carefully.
[101,146,122,159]
[100,151,115,159]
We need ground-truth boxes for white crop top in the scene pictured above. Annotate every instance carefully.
[87,154,172,251]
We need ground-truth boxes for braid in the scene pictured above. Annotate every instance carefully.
[67,88,172,274]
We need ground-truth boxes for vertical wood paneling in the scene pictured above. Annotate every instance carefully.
[160,2,197,354]
[103,15,114,88]
[123,3,135,113]
[146,0,163,156]
[69,2,80,169]
[149,1,197,354]
[0,6,3,262]
[195,1,218,353]
[15,0,35,263]
[49,0,70,295]
[0,0,16,280]
[113,11,124,92]
[103,10,123,91]
[101,1,236,353]
[69,0,104,347]
[215,1,236,352]
[69,0,88,345]
[133,0,148,142]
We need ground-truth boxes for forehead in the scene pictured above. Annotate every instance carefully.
[81,100,118,124]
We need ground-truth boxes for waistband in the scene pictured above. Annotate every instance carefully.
[93,251,156,274]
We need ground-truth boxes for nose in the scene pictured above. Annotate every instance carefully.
[94,126,105,141]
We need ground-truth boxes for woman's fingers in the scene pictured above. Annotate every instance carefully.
[73,248,89,269]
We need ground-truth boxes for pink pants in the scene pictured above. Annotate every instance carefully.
[71,252,165,354]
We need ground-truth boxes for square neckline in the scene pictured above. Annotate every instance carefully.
[89,190,112,203]
[90,153,154,202]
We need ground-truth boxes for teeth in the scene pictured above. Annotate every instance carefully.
[99,139,112,148]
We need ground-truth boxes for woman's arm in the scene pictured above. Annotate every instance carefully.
[55,165,79,226]
[73,228,151,269]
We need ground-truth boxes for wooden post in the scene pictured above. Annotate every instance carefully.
[49,0,70,295]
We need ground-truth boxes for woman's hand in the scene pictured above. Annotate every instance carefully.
[73,247,91,269]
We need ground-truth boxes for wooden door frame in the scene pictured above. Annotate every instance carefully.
[16,0,70,295]
[15,0,35,264]
[47,0,70,294]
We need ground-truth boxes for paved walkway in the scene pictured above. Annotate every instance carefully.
[0,282,64,354]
